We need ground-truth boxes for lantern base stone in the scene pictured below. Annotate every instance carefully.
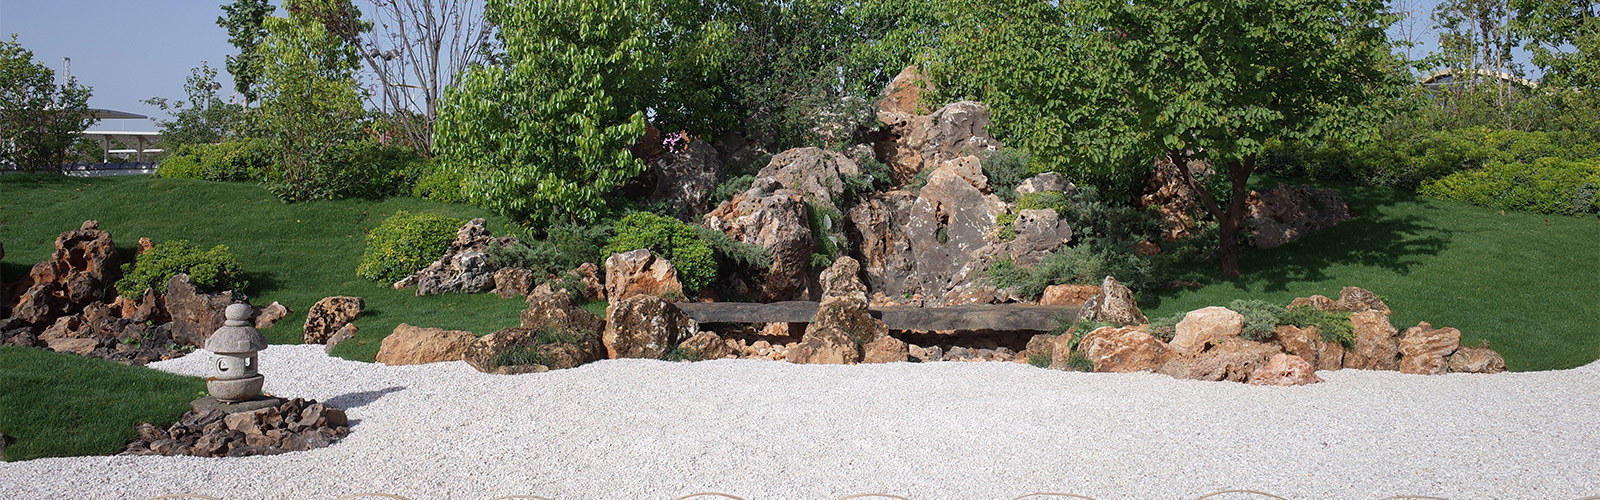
[190,395,285,414]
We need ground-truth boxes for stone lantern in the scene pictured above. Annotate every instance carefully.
[205,303,269,402]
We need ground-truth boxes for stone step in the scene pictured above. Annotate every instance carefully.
[674,301,1080,332]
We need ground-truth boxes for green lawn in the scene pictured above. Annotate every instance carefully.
[1142,180,1600,372]
[0,175,528,362]
[0,346,207,461]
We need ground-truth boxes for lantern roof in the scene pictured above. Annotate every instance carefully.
[204,304,268,353]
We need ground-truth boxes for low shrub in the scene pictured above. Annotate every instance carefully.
[1279,305,1356,348]
[663,347,704,362]
[1228,299,1286,342]
[264,140,427,202]
[1419,157,1600,215]
[1263,127,1600,189]
[1027,351,1052,368]
[604,212,718,292]
[155,138,273,182]
[694,225,773,273]
[411,161,466,203]
[115,240,248,299]
[355,211,464,283]
[981,148,1033,202]
[986,245,1105,300]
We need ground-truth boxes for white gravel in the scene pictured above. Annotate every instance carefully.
[2,344,1597,500]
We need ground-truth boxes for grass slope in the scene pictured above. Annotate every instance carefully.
[1143,180,1600,372]
[0,346,207,461]
[0,175,527,362]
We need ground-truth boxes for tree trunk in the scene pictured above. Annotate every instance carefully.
[1168,150,1255,278]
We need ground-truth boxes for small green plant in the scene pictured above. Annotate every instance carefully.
[985,246,1105,300]
[489,327,585,368]
[712,174,756,203]
[805,201,849,270]
[1063,352,1096,372]
[1228,299,1286,342]
[115,240,248,299]
[355,211,464,283]
[663,347,704,362]
[980,148,1033,202]
[1145,311,1187,342]
[1279,305,1357,348]
[694,225,773,272]
[1070,318,1119,334]
[604,212,718,292]
[1027,352,1052,368]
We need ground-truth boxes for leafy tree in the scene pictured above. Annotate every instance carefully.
[0,34,96,172]
[217,0,275,103]
[1510,0,1599,91]
[253,0,370,200]
[142,63,244,149]
[433,0,657,228]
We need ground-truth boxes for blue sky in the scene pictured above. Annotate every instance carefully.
[2,0,1456,132]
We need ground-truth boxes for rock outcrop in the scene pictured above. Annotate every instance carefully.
[1078,276,1148,326]
[6,221,122,325]
[303,296,363,344]
[461,285,608,372]
[789,257,902,364]
[604,249,684,302]
[1140,155,1213,241]
[492,268,537,299]
[1343,310,1400,370]
[1158,340,1282,382]
[703,179,815,301]
[376,324,476,365]
[647,141,723,220]
[755,147,862,213]
[399,218,517,296]
[1244,184,1353,248]
[1077,326,1169,373]
[874,96,1003,185]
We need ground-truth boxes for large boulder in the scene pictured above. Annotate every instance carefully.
[1272,325,1325,368]
[861,335,909,364]
[164,274,246,347]
[1397,322,1461,375]
[874,99,1003,184]
[1343,310,1400,370]
[848,156,1016,306]
[603,295,698,359]
[492,268,537,299]
[703,181,815,301]
[1244,184,1353,249]
[7,221,122,325]
[1448,347,1507,374]
[818,256,867,301]
[463,326,599,374]
[1248,354,1324,386]
[604,249,684,302]
[376,324,476,365]
[791,259,899,364]
[1076,326,1170,373]
[784,325,860,365]
[875,65,933,116]
[1158,340,1282,382]
[303,296,364,344]
[1078,276,1148,326]
[646,141,724,220]
[755,147,861,213]
[402,218,518,296]
[521,285,606,335]
[1169,306,1244,353]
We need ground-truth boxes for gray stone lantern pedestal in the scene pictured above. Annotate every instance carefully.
[191,304,284,414]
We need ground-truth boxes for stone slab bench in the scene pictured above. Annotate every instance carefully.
[674,301,1081,332]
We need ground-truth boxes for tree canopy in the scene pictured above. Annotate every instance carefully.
[0,34,96,172]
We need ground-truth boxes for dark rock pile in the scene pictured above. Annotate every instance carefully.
[120,399,349,457]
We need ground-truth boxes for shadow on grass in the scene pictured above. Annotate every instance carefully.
[1146,183,1453,307]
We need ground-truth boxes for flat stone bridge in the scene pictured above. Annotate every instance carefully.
[675,301,1081,332]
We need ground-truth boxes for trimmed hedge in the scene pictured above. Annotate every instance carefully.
[114,240,248,299]
[356,211,464,283]
[1420,157,1600,215]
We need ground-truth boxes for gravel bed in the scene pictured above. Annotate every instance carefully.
[2,344,1596,500]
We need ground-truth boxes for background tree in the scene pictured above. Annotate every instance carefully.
[0,34,97,172]
[432,0,658,228]
[142,62,244,149]
[1510,0,1599,92]
[253,0,370,200]
[218,0,275,104]
[352,0,494,156]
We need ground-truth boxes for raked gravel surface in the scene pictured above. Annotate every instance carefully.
[2,344,1597,500]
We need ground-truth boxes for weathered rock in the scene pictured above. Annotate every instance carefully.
[1079,276,1148,326]
[604,249,684,302]
[874,100,1003,184]
[1288,294,1341,312]
[907,343,944,363]
[323,324,358,354]
[573,263,605,302]
[521,286,606,335]
[861,335,909,363]
[818,256,867,301]
[1398,322,1461,375]
[677,331,734,360]
[1170,306,1244,353]
[1244,184,1353,248]
[164,274,244,347]
[253,302,289,330]
[648,141,723,220]
[603,295,698,359]
[848,156,1014,306]
[376,323,476,365]
[1046,334,1078,370]
[1140,155,1213,241]
[493,268,538,299]
[6,223,122,325]
[1448,347,1507,373]
[1004,209,1072,265]
[1248,354,1324,386]
[811,296,888,347]
[755,147,860,213]
[1024,334,1057,362]
[303,296,363,344]
[1015,173,1074,196]
[1337,287,1392,316]
[1343,310,1400,371]
[875,65,933,116]
[1158,340,1282,382]
[462,324,592,373]
[120,398,347,458]
[1039,285,1100,307]
[406,218,518,296]
[1317,341,1347,371]
[786,325,860,365]
[1077,326,1170,373]
[1273,325,1324,367]
[704,184,814,301]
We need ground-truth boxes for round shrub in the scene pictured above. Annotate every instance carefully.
[356,211,464,283]
[115,240,248,299]
[603,212,717,292]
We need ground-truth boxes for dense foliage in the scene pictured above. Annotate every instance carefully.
[603,212,719,292]
[115,240,248,299]
[355,211,463,283]
[156,138,273,182]
[1421,157,1600,215]
[1279,306,1357,348]
[1227,299,1287,342]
